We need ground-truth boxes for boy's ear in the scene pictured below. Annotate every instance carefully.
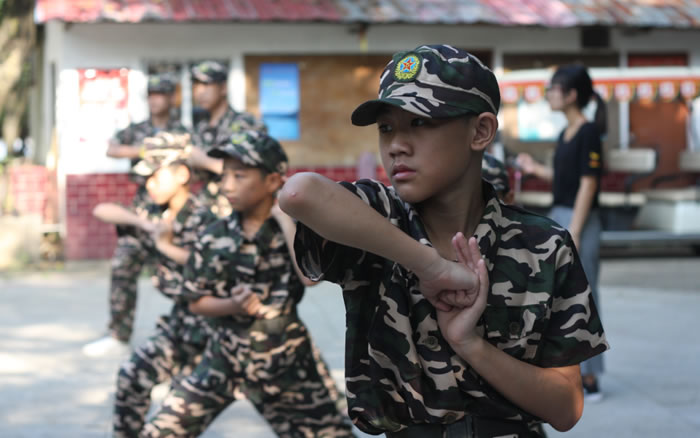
[175,164,191,185]
[471,113,499,152]
[265,171,283,192]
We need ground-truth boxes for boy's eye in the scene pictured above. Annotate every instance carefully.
[377,123,392,133]
[411,117,428,127]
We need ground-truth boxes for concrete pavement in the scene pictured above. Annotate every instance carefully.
[1,257,699,437]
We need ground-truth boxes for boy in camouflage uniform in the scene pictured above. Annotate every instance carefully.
[280,44,609,437]
[141,131,354,438]
[91,134,217,437]
[83,74,190,357]
[184,61,267,218]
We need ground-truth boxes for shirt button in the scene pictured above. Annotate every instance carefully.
[423,336,439,349]
[509,321,521,337]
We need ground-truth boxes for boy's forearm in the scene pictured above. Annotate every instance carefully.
[189,296,233,317]
[279,172,439,275]
[93,203,145,227]
[273,211,317,287]
[455,338,583,432]
[155,240,190,264]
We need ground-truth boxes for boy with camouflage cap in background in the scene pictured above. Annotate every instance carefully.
[142,130,354,438]
[91,133,218,437]
[281,44,608,437]
[83,73,190,357]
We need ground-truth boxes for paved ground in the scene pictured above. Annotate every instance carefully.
[1,256,699,437]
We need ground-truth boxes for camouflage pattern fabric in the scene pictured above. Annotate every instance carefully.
[191,60,228,84]
[209,129,288,175]
[107,119,189,342]
[113,119,189,183]
[113,193,217,437]
[113,304,207,438]
[351,44,501,126]
[140,213,354,437]
[191,106,266,153]
[481,153,510,196]
[147,73,177,94]
[294,179,609,435]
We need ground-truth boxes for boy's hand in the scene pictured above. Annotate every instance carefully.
[229,285,263,316]
[138,218,157,234]
[152,219,173,243]
[436,234,489,352]
[416,234,483,312]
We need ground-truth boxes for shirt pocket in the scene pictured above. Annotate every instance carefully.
[482,304,547,362]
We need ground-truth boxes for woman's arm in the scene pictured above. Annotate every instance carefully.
[516,153,554,182]
[569,176,597,248]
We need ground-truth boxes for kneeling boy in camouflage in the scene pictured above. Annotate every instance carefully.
[280,44,609,437]
[92,134,218,437]
[141,130,354,437]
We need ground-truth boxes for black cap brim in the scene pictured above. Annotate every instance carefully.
[351,96,475,126]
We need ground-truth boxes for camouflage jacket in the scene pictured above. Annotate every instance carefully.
[112,118,189,184]
[152,194,217,303]
[182,212,308,380]
[191,106,266,152]
[295,179,609,434]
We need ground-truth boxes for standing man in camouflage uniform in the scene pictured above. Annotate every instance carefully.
[281,44,609,437]
[184,61,267,217]
[141,131,354,438]
[83,74,190,357]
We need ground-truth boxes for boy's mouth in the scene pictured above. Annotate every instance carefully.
[392,163,416,180]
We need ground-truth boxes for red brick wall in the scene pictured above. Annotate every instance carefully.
[64,166,390,260]
[10,165,49,218]
[65,173,138,260]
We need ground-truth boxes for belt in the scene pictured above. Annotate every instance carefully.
[385,416,533,438]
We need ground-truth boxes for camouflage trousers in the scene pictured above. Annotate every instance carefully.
[141,316,355,438]
[109,187,159,342]
[114,305,210,438]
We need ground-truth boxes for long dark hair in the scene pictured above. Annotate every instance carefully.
[550,64,607,135]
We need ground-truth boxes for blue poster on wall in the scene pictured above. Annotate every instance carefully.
[260,63,300,140]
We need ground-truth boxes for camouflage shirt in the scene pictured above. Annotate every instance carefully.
[112,118,189,184]
[150,194,217,343]
[191,106,266,152]
[152,194,217,302]
[182,212,308,380]
[295,179,609,434]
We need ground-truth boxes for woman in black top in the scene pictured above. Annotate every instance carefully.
[517,64,606,402]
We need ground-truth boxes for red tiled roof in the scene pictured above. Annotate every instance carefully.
[34,0,700,28]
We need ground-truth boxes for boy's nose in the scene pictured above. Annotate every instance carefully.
[387,134,411,157]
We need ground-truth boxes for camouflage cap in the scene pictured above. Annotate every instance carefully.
[191,61,228,84]
[209,130,289,175]
[481,153,510,194]
[132,131,191,177]
[351,44,501,126]
[147,73,176,94]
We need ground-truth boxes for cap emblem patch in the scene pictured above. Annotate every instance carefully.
[394,54,421,82]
